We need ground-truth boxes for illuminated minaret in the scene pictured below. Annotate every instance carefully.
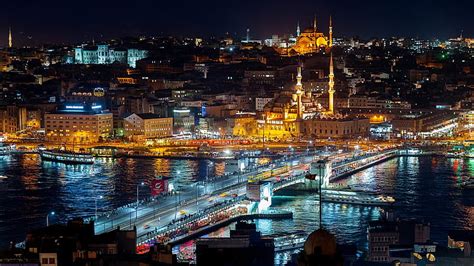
[296,21,300,37]
[296,66,303,119]
[8,27,12,48]
[313,14,317,32]
[328,53,335,115]
[329,16,333,47]
[246,28,250,42]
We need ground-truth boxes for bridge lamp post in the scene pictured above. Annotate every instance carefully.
[239,162,245,184]
[46,211,55,227]
[174,190,180,220]
[206,161,213,194]
[136,182,145,221]
[95,195,103,220]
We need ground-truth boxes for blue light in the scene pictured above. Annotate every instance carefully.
[92,105,102,109]
[65,105,84,110]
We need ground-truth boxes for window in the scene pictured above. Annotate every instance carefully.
[42,258,48,264]
[49,258,55,264]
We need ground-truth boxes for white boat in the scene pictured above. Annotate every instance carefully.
[461,179,474,189]
[40,149,94,164]
[321,189,395,206]
[272,230,307,252]
[0,142,14,156]
[0,175,7,180]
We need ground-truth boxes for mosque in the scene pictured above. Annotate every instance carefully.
[280,16,333,56]
[233,53,370,140]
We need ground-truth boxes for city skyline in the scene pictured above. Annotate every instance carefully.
[1,0,474,46]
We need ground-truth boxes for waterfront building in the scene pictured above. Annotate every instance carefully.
[196,221,274,266]
[301,116,370,138]
[44,104,113,144]
[123,113,173,140]
[391,112,458,138]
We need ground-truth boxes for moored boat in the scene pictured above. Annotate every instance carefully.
[40,149,94,164]
[321,189,395,206]
[461,178,474,189]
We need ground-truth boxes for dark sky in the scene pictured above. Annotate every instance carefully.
[1,0,473,46]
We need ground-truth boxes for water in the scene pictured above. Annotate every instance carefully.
[0,154,473,257]
[0,154,235,247]
[174,156,474,264]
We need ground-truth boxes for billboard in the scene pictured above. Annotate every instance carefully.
[150,179,168,196]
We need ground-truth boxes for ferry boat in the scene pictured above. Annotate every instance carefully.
[461,178,474,189]
[272,230,307,252]
[321,189,395,206]
[40,149,94,164]
[0,142,14,156]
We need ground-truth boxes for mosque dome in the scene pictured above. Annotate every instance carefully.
[303,228,337,256]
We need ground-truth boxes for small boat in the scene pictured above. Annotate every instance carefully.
[0,142,14,156]
[461,179,474,189]
[0,175,7,180]
[271,230,307,252]
[40,149,94,164]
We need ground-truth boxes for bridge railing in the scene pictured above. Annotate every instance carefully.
[136,195,246,245]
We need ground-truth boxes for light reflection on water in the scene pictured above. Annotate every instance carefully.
[0,154,259,247]
[0,154,472,258]
[175,156,474,264]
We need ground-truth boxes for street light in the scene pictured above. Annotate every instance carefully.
[46,211,55,227]
[206,161,213,194]
[136,182,145,221]
[239,162,245,184]
[95,195,103,220]
[174,189,180,220]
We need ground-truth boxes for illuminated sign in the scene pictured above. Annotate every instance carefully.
[92,105,102,109]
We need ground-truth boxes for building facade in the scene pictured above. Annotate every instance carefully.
[45,105,113,144]
[124,113,173,140]
[74,45,148,68]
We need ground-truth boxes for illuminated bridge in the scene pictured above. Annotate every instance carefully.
[90,149,399,251]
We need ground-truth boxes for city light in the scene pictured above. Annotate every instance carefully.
[1,4,472,264]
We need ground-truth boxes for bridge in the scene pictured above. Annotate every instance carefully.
[89,148,399,252]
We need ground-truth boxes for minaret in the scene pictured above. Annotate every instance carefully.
[296,21,301,37]
[313,15,317,32]
[296,66,303,119]
[329,16,333,47]
[328,53,335,115]
[8,27,12,48]
[246,28,250,42]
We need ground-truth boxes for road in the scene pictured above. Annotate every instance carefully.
[93,153,317,238]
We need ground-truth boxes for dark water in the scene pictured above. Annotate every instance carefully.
[261,156,474,247]
[0,154,473,253]
[173,156,474,264]
[0,154,232,247]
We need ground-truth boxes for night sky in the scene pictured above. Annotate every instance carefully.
[1,0,473,46]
